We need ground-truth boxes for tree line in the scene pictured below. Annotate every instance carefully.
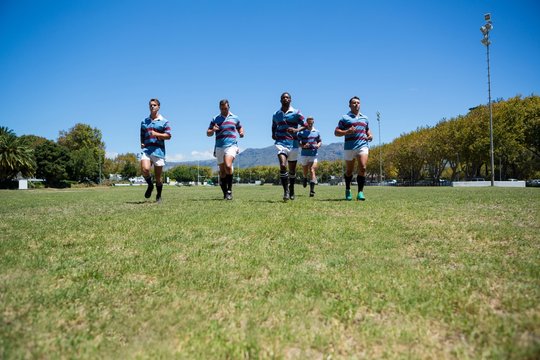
[365,95,539,183]
[1,95,538,188]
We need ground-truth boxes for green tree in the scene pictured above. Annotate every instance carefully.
[58,123,105,182]
[0,127,35,183]
[167,165,212,183]
[34,140,70,187]
[68,148,99,182]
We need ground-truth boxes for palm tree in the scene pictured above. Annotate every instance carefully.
[0,126,36,182]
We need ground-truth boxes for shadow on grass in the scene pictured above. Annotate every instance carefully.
[125,200,154,205]
[187,198,226,202]
[317,198,352,202]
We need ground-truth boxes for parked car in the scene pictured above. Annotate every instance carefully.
[526,179,540,187]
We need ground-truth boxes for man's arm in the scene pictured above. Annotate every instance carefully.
[207,122,219,137]
[366,128,373,141]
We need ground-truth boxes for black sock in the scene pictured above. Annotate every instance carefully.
[310,181,315,192]
[289,173,296,194]
[156,183,163,197]
[280,170,288,192]
[144,175,152,186]
[357,175,365,192]
[226,174,233,192]
[220,177,227,195]
[345,175,353,190]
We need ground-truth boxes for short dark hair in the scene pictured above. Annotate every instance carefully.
[149,98,160,106]
[281,92,291,99]
[349,96,360,104]
[219,99,229,107]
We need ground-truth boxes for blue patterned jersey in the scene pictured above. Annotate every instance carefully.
[208,113,242,148]
[336,112,369,150]
[140,115,171,158]
[298,128,321,156]
[272,107,305,149]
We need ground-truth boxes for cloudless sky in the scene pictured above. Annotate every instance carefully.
[1,0,539,161]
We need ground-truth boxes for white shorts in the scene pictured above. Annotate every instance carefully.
[344,147,369,161]
[275,145,299,162]
[215,145,239,165]
[140,152,166,167]
[300,156,318,166]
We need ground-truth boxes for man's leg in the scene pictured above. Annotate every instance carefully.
[218,163,227,198]
[288,160,297,200]
[278,154,289,200]
[302,160,308,188]
[356,153,368,201]
[155,165,163,202]
[309,162,317,196]
[224,155,234,200]
[141,159,154,198]
[344,159,355,200]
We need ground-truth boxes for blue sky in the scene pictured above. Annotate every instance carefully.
[1,0,539,161]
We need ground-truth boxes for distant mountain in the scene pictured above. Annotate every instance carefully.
[167,142,345,169]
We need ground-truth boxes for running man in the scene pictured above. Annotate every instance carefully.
[334,96,373,201]
[207,99,244,200]
[140,98,172,203]
[298,117,322,197]
[272,92,305,201]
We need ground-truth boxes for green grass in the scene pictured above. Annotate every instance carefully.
[1,185,539,359]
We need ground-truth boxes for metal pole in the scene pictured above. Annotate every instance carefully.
[487,40,495,186]
[377,111,382,184]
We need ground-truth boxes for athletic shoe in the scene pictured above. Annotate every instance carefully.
[156,195,162,204]
[290,194,295,200]
[309,191,315,197]
[144,183,154,198]
[303,178,308,188]
[357,191,365,201]
[283,191,290,201]
[225,191,233,200]
[345,189,352,201]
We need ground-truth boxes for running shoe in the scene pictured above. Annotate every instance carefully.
[283,191,290,201]
[144,183,154,199]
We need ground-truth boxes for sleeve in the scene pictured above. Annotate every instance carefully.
[140,122,145,144]
[236,119,242,130]
[296,110,305,126]
[337,118,349,131]
[208,120,215,130]
[271,115,277,137]
[164,120,171,135]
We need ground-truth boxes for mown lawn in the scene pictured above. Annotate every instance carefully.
[1,185,539,359]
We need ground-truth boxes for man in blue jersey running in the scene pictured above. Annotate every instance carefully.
[140,98,172,203]
[334,96,373,201]
[207,99,244,200]
[272,92,305,201]
[298,117,322,197]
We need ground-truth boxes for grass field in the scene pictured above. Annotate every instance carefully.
[1,185,539,359]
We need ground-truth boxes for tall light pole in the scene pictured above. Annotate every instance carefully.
[377,111,382,184]
[481,13,495,186]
